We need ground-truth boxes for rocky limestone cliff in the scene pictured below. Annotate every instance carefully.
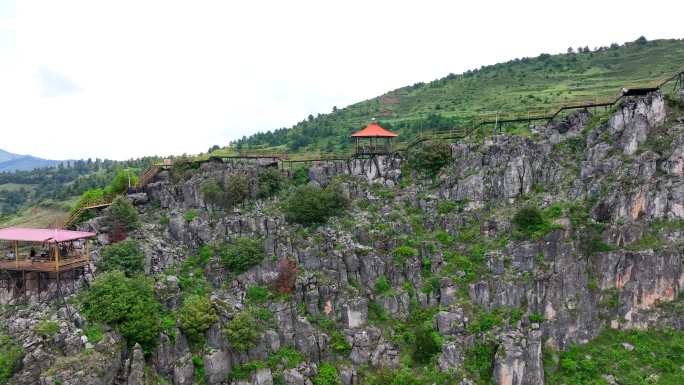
[2,91,684,385]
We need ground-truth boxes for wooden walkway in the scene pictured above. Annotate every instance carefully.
[122,69,684,192]
[0,257,88,272]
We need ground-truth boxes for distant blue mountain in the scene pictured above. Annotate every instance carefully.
[0,148,20,163]
[0,148,61,172]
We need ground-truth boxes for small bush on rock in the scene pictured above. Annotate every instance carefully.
[179,294,218,345]
[225,174,250,206]
[200,174,251,209]
[105,196,139,241]
[412,326,443,364]
[96,239,145,276]
[313,363,341,385]
[282,184,348,226]
[407,142,452,178]
[512,206,559,239]
[223,310,260,351]
[81,271,161,353]
[217,237,265,274]
[257,168,284,198]
[0,334,23,384]
[106,169,139,195]
[374,275,392,295]
[35,321,60,338]
[200,179,226,207]
[464,342,496,383]
[292,166,310,185]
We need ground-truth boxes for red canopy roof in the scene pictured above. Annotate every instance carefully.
[351,122,398,138]
[0,228,96,243]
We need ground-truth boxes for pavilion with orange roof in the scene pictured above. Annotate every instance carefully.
[350,121,398,156]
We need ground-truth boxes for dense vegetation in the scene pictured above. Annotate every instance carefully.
[80,271,162,353]
[215,237,266,274]
[96,239,145,276]
[282,183,349,226]
[179,294,218,345]
[231,38,684,153]
[0,334,23,384]
[546,329,684,384]
[103,196,140,241]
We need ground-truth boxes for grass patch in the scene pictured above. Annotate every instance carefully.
[546,329,684,385]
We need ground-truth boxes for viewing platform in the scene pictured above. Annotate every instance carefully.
[0,228,95,273]
[351,122,398,156]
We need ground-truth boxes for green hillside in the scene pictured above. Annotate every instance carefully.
[234,37,684,153]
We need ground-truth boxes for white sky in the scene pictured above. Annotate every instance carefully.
[0,0,682,160]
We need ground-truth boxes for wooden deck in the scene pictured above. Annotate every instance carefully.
[0,257,88,272]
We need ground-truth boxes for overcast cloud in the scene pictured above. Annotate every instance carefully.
[0,0,682,160]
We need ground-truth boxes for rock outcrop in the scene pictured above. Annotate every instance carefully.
[2,91,683,385]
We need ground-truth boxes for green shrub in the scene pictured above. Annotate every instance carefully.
[579,223,613,256]
[246,285,271,305]
[159,216,170,226]
[547,329,684,385]
[393,245,418,264]
[225,174,250,206]
[104,196,139,240]
[228,361,266,381]
[200,174,251,208]
[313,363,341,385]
[96,239,145,276]
[468,308,505,333]
[0,334,23,384]
[330,330,352,355]
[184,209,198,223]
[435,230,454,245]
[216,237,265,274]
[292,166,310,185]
[464,342,496,383]
[257,168,284,198]
[192,355,207,385]
[179,295,218,345]
[512,206,558,239]
[200,179,226,207]
[83,323,104,343]
[368,301,389,324]
[282,184,348,226]
[529,312,545,323]
[106,169,139,195]
[223,310,260,351]
[267,347,303,369]
[412,326,443,364]
[408,142,452,178]
[80,271,161,352]
[35,321,60,338]
[374,275,392,295]
[437,200,463,214]
[70,188,107,223]
[178,248,212,297]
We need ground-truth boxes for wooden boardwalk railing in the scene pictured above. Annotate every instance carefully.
[116,69,684,196]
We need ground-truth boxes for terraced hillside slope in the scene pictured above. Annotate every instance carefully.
[234,38,684,153]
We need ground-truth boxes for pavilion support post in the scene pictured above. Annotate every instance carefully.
[86,240,90,265]
[54,245,59,272]
[14,241,18,269]
[56,272,73,324]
